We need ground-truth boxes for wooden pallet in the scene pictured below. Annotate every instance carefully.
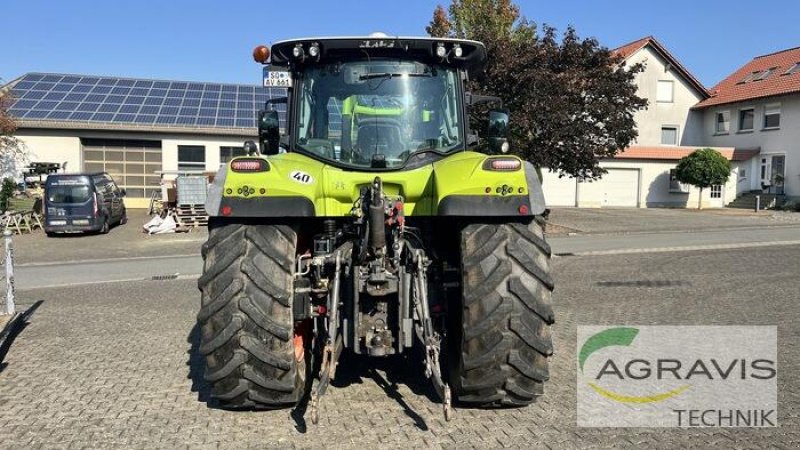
[172,204,208,230]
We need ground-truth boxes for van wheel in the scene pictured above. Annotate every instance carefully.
[100,217,110,234]
[46,231,56,238]
[120,210,128,225]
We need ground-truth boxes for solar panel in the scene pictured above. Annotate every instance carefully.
[8,72,283,129]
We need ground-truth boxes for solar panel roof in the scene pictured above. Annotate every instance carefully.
[6,73,287,131]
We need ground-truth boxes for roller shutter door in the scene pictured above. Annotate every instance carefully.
[81,138,162,202]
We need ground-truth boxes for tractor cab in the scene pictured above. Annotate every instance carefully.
[252,35,505,170]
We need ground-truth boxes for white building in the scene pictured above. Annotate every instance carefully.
[4,73,280,208]
[542,36,760,208]
[695,46,800,201]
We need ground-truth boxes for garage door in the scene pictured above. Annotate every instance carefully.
[81,138,162,203]
[595,169,639,207]
[541,170,578,207]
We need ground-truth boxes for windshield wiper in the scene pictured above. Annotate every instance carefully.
[359,72,433,81]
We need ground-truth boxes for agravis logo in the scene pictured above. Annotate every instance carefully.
[577,326,777,427]
[578,327,690,403]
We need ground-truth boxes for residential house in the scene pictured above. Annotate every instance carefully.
[695,46,800,202]
[541,36,754,208]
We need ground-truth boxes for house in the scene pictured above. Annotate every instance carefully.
[541,36,757,208]
[694,46,800,202]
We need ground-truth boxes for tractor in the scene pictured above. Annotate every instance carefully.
[197,34,554,423]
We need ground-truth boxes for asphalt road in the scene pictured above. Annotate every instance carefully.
[12,224,800,289]
[1,245,797,448]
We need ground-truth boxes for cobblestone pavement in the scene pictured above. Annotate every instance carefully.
[0,246,797,448]
[546,207,800,235]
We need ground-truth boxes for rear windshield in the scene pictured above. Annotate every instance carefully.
[47,185,92,204]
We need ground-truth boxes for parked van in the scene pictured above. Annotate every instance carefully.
[44,172,127,236]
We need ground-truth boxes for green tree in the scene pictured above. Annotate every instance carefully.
[426,1,647,179]
[674,148,731,209]
[1,83,27,181]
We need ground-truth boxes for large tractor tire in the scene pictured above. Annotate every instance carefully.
[197,220,308,409]
[454,219,555,407]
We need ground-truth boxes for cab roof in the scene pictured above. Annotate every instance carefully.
[269,36,487,76]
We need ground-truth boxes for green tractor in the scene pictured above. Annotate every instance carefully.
[197,34,554,423]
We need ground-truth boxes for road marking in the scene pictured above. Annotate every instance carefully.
[15,273,201,290]
[557,239,800,256]
[17,253,200,268]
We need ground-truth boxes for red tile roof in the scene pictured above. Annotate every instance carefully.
[612,146,758,161]
[612,36,652,60]
[695,47,800,109]
[611,36,708,98]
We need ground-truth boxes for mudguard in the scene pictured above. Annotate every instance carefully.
[205,151,547,218]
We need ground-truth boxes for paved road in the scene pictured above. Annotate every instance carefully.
[13,224,800,289]
[15,254,203,289]
[1,246,796,448]
[548,224,800,255]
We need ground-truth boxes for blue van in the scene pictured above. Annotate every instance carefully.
[44,172,128,236]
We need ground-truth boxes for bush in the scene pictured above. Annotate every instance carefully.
[0,177,15,212]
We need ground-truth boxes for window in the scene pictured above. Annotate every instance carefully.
[178,145,206,172]
[661,126,678,145]
[784,62,800,76]
[715,111,730,133]
[738,71,760,84]
[710,185,722,199]
[763,104,781,129]
[740,168,747,179]
[739,108,754,131]
[219,146,247,163]
[669,169,689,193]
[754,68,776,81]
[656,80,674,103]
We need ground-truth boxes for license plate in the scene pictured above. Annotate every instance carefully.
[48,220,66,226]
[263,68,292,88]
[72,219,90,225]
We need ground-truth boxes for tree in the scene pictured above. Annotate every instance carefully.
[0,83,27,182]
[426,1,647,179]
[674,148,731,209]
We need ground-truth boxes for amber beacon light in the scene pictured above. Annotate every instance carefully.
[252,45,270,64]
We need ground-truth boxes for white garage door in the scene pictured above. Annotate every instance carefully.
[595,169,639,207]
[541,170,578,207]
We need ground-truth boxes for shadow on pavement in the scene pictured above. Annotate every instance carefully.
[186,321,439,430]
[0,300,44,374]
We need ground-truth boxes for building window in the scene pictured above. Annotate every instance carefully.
[220,146,247,163]
[739,108,754,131]
[178,145,206,172]
[669,169,689,193]
[763,104,781,129]
[710,185,722,199]
[656,80,674,103]
[754,68,776,81]
[661,126,678,145]
[715,111,730,133]
[783,62,800,76]
[740,168,747,179]
[738,71,760,84]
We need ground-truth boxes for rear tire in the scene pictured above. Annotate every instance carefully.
[196,219,306,409]
[453,219,555,407]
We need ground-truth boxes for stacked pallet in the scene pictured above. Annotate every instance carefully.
[173,204,208,230]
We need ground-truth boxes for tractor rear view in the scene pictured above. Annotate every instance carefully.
[197,34,554,423]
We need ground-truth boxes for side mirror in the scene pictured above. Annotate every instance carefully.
[487,109,510,154]
[243,140,258,156]
[258,110,281,155]
[120,188,126,197]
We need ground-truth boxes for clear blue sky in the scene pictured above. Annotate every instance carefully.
[2,0,797,88]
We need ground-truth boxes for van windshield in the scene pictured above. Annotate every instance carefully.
[47,185,92,204]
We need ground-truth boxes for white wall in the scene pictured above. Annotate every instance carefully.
[702,94,800,198]
[627,47,706,146]
[14,131,82,175]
